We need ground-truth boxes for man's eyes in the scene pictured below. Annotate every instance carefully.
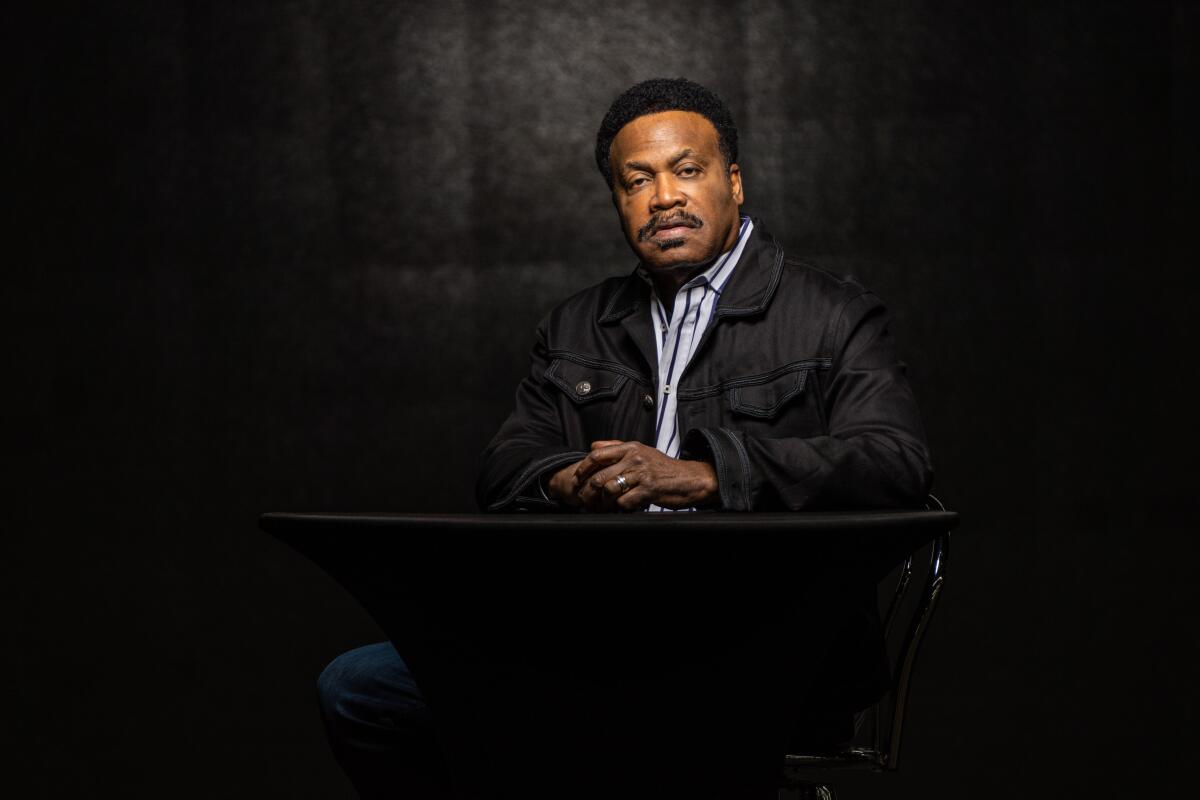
[625,167,702,190]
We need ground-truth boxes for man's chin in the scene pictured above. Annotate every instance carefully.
[641,245,712,272]
[654,237,688,252]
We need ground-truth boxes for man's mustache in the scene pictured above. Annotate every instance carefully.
[636,212,704,242]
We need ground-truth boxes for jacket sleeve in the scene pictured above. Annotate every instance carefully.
[680,292,932,510]
[475,323,588,512]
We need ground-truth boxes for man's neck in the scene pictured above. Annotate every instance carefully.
[646,217,745,316]
[649,261,712,316]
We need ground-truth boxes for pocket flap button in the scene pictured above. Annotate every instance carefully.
[575,380,592,396]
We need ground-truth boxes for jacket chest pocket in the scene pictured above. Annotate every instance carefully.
[721,361,828,434]
[728,369,808,417]
[545,357,645,445]
[545,358,630,402]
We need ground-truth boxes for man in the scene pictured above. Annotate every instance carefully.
[477,78,929,515]
[319,78,931,799]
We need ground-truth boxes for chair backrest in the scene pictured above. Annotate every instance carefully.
[864,494,951,770]
[783,495,952,778]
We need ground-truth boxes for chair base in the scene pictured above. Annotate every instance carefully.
[780,785,836,800]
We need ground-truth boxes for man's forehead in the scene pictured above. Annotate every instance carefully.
[611,111,721,165]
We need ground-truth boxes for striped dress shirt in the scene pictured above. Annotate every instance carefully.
[644,216,753,511]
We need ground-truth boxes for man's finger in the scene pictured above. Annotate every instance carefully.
[586,459,640,496]
[574,466,608,506]
[616,486,651,511]
[574,442,633,482]
[578,457,637,506]
[578,476,622,511]
[590,440,624,450]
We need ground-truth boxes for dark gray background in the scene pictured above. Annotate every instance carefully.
[11,0,1196,796]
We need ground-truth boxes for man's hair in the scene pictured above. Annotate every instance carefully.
[594,77,739,189]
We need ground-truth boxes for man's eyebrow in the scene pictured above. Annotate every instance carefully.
[667,148,696,167]
[621,149,702,176]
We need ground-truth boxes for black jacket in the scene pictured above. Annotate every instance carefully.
[477,219,932,513]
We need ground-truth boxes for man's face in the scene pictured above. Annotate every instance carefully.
[609,110,744,272]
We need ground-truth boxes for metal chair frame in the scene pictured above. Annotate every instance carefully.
[780,496,952,799]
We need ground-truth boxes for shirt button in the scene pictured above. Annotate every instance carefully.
[660,323,668,333]
[575,381,592,396]
[642,394,654,410]
[663,385,671,395]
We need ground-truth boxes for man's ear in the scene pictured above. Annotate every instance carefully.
[728,163,744,206]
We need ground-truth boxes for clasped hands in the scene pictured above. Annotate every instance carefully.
[547,440,718,511]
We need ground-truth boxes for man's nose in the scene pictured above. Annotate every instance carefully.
[650,173,684,210]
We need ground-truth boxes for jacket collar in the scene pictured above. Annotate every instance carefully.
[597,216,784,325]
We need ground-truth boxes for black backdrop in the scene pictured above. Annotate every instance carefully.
[12,1,1196,797]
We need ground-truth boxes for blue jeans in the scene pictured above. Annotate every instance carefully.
[317,642,451,799]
